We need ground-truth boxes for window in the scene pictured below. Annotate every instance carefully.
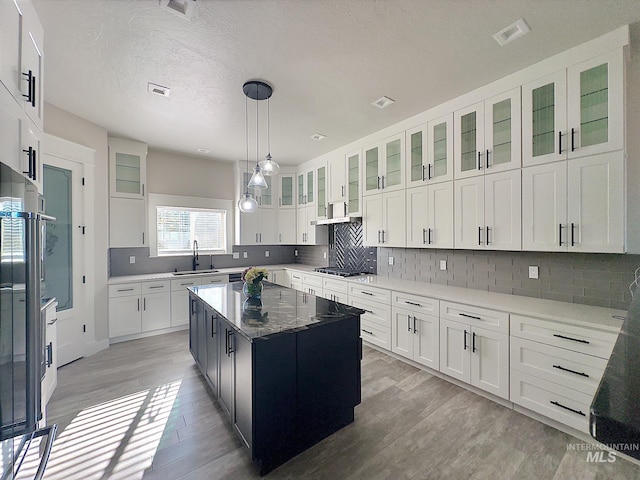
[156,206,226,256]
[0,198,25,263]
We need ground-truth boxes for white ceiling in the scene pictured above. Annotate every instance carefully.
[32,0,640,166]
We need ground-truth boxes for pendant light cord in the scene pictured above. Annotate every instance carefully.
[245,93,249,195]
[256,85,259,166]
[267,97,271,155]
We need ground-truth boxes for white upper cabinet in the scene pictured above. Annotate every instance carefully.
[109,137,148,199]
[0,0,22,101]
[406,114,454,188]
[406,182,454,249]
[278,173,296,209]
[277,208,296,244]
[238,208,277,245]
[363,133,405,196]
[523,49,624,167]
[363,189,405,247]
[328,150,362,216]
[346,150,361,216]
[316,163,328,220]
[328,154,346,203]
[454,88,521,180]
[297,167,315,207]
[241,170,275,208]
[20,4,43,130]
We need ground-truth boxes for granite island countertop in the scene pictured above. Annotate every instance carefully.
[188,282,364,341]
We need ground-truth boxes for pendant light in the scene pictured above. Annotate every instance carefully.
[258,97,280,175]
[244,81,271,189]
[238,91,258,213]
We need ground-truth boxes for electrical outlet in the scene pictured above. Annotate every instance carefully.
[129,256,135,264]
[232,252,240,259]
[388,256,394,266]
[440,260,447,271]
[294,249,298,257]
[528,266,539,279]
[265,250,270,257]
[243,252,248,259]
[323,252,327,259]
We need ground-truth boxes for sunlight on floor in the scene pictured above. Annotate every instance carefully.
[30,380,182,480]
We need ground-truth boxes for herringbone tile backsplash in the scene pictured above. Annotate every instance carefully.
[330,223,377,273]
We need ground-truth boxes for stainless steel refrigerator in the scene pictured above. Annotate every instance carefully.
[0,161,56,480]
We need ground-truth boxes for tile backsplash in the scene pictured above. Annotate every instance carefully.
[378,248,639,310]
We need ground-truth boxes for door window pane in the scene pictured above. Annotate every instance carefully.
[460,112,477,172]
[348,154,359,213]
[385,139,402,187]
[532,83,555,157]
[492,98,512,165]
[410,131,423,182]
[580,63,608,147]
[433,122,448,178]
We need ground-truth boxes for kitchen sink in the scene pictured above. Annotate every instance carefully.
[172,269,219,276]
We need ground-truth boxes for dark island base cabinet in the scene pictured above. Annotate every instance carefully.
[189,292,362,476]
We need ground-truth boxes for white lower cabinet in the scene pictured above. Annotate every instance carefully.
[350,284,392,351]
[171,278,200,327]
[269,269,287,287]
[109,280,171,337]
[392,306,439,370]
[439,318,509,400]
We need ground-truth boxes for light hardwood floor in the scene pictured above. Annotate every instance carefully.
[41,331,640,480]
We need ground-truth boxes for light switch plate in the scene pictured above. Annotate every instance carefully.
[129,256,135,264]
[388,256,394,266]
[528,266,539,279]
[232,252,240,259]
[265,250,270,257]
[440,260,447,271]
[243,252,248,259]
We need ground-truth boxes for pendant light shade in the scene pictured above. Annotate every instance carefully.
[258,97,280,175]
[248,165,268,189]
[238,192,258,213]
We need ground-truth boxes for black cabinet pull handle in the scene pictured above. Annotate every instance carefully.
[407,314,412,332]
[472,332,477,352]
[459,313,481,320]
[413,316,417,334]
[31,149,37,181]
[422,165,426,181]
[477,151,482,170]
[559,224,564,246]
[570,128,576,152]
[428,163,433,180]
[117,288,134,292]
[486,149,490,168]
[463,329,468,350]
[361,291,373,296]
[225,328,229,355]
[377,176,381,189]
[148,285,164,289]
[558,131,563,154]
[422,228,426,244]
[553,364,589,378]
[211,315,216,337]
[143,297,146,310]
[46,342,53,367]
[137,298,140,311]
[428,228,432,245]
[486,226,490,246]
[570,223,576,246]
[550,400,585,417]
[405,301,421,307]
[22,147,34,178]
[31,75,37,108]
[227,330,234,355]
[478,226,482,245]
[362,328,373,335]
[364,309,374,314]
[22,70,33,105]
[553,333,589,344]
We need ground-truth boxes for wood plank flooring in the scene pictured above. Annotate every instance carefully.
[42,331,640,480]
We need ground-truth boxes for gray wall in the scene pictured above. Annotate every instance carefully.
[378,248,639,310]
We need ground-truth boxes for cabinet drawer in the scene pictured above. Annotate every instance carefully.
[302,273,323,288]
[392,291,439,317]
[289,271,303,283]
[348,283,391,304]
[324,289,348,304]
[200,274,230,285]
[109,283,141,297]
[510,370,591,433]
[322,277,348,294]
[349,298,391,329]
[440,301,508,333]
[510,314,618,359]
[510,337,607,396]
[141,280,170,294]
[171,278,200,291]
[360,319,390,351]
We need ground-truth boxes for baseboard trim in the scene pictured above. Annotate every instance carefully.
[109,325,188,344]
[85,338,109,356]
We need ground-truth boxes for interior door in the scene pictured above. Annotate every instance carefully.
[42,157,86,366]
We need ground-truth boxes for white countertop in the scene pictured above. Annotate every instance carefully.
[109,263,625,332]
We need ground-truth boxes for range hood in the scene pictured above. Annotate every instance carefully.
[312,202,361,225]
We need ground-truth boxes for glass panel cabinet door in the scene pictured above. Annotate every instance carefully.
[306,170,314,205]
[109,138,147,199]
[484,87,521,174]
[567,49,624,159]
[454,102,484,179]
[115,152,141,195]
[427,113,454,183]
[347,152,360,214]
[259,175,272,207]
[522,70,567,167]
[406,125,426,188]
[383,134,404,191]
[297,173,305,205]
[279,175,294,208]
[363,145,380,196]
[317,166,326,218]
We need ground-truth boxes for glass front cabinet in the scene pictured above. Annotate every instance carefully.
[278,174,295,208]
[362,133,405,197]
[109,137,148,199]
[406,113,453,188]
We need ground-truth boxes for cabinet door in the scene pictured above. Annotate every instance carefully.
[189,296,199,361]
[414,313,439,370]
[406,186,429,248]
[454,101,485,179]
[0,0,21,100]
[258,208,277,244]
[347,151,361,215]
[109,138,147,199]
[296,206,307,244]
[239,210,259,245]
[141,292,171,332]
[522,71,567,167]
[439,319,470,383]
[20,9,43,130]
[484,88,521,174]
[316,164,327,219]
[277,208,297,244]
[427,181,454,249]
[278,174,295,208]
[484,170,521,251]
[427,114,454,183]
[196,299,207,370]
[205,308,219,395]
[297,172,306,206]
[567,50,624,159]
[454,176,484,249]
[391,307,414,359]
[0,91,22,173]
[234,331,252,449]
[109,197,146,247]
[328,155,346,203]
[382,190,406,247]
[306,169,315,207]
[363,194,383,246]
[567,151,624,253]
[109,295,141,337]
[256,175,273,208]
[522,162,568,251]
[382,133,404,192]
[470,327,509,400]
[406,125,426,188]
[363,143,381,197]
[20,118,41,191]
[218,323,234,419]
[171,288,192,327]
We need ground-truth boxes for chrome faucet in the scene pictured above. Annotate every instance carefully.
[192,240,199,271]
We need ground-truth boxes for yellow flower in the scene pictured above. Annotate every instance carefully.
[243,267,268,284]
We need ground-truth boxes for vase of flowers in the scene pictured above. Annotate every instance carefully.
[241,266,268,299]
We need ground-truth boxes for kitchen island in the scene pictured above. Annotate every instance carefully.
[188,282,364,475]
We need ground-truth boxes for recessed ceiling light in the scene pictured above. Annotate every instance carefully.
[371,96,395,109]
[148,82,171,97]
[197,148,210,154]
[310,133,327,141]
[493,18,530,46]
[161,0,196,20]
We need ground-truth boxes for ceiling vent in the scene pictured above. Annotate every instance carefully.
[148,82,171,97]
[161,0,197,20]
[493,18,530,46]
[310,133,327,141]
[371,96,395,109]
[197,148,210,153]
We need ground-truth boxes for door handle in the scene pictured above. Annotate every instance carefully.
[486,149,490,169]
[570,223,576,246]
[472,332,477,352]
[559,223,564,247]
[463,329,468,350]
[407,314,412,332]
[413,316,417,334]
[485,226,490,246]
